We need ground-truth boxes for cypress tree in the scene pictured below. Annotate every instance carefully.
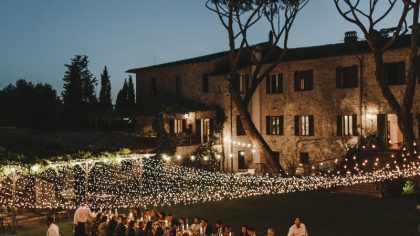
[99,66,112,110]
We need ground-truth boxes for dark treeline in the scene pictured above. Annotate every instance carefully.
[0,55,136,131]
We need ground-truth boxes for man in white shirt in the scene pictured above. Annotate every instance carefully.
[287,217,308,236]
[46,215,60,236]
[73,205,95,236]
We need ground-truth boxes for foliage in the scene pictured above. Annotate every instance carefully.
[182,140,221,172]
[0,80,63,130]
[0,146,131,165]
[98,66,113,110]
[402,179,418,194]
[62,55,98,130]
[152,113,177,155]
[116,75,136,111]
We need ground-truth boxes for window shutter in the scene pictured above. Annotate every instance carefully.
[209,118,214,136]
[266,116,271,135]
[266,75,271,94]
[377,114,386,146]
[294,116,300,136]
[182,119,187,132]
[307,70,313,90]
[169,119,175,134]
[279,74,284,93]
[279,116,284,135]
[271,75,277,93]
[336,67,343,88]
[383,65,389,85]
[309,115,315,136]
[351,65,358,87]
[294,71,300,91]
[245,74,249,94]
[352,114,358,136]
[398,61,406,84]
[336,115,343,136]
[202,74,209,92]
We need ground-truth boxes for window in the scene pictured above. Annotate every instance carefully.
[151,78,156,95]
[236,115,246,136]
[238,150,246,169]
[337,115,358,136]
[202,74,209,93]
[336,66,358,88]
[266,116,284,135]
[299,152,309,165]
[266,74,283,93]
[169,119,186,134]
[294,115,314,136]
[294,70,313,91]
[175,76,182,94]
[384,61,405,85]
[239,74,249,94]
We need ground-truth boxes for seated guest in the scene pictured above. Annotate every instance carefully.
[136,221,146,236]
[92,212,103,236]
[266,228,275,236]
[113,216,127,236]
[287,217,308,236]
[238,225,247,236]
[106,215,118,236]
[144,221,153,236]
[189,217,201,235]
[98,215,108,236]
[247,227,256,236]
[126,220,136,236]
[201,219,213,236]
[133,208,141,221]
[177,217,187,231]
[222,225,232,236]
[215,221,223,236]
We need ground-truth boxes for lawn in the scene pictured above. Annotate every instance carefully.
[7,191,420,236]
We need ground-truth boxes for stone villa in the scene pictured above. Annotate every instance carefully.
[127,32,420,174]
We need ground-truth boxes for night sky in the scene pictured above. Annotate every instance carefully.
[0,0,406,101]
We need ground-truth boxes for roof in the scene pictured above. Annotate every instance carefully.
[126,34,415,74]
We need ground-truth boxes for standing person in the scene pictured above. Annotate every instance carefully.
[73,205,95,236]
[215,221,223,236]
[106,215,118,236]
[98,215,108,236]
[46,215,60,236]
[287,218,308,236]
[201,219,213,236]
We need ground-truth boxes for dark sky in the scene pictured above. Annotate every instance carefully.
[0,0,406,101]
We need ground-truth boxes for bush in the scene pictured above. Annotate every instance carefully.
[402,179,417,194]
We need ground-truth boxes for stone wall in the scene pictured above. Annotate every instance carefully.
[133,47,420,173]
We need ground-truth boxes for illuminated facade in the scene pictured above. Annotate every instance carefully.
[127,33,420,174]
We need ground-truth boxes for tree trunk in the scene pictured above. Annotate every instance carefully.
[373,53,418,156]
[228,79,286,176]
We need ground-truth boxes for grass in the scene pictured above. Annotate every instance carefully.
[6,191,420,236]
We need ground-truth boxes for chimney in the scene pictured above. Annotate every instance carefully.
[269,31,274,44]
[344,31,358,44]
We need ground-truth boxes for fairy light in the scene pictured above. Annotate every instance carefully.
[0,151,417,210]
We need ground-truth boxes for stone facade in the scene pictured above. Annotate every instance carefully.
[128,41,420,174]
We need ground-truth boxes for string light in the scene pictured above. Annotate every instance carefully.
[0,152,417,210]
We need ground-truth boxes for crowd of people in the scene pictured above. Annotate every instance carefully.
[46,205,308,236]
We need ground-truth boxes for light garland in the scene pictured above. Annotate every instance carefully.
[0,153,418,210]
